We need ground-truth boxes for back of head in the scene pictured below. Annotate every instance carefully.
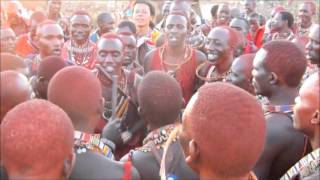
[29,11,47,23]
[38,55,67,80]
[262,40,307,87]
[138,71,183,127]
[0,71,31,121]
[279,11,294,28]
[0,53,28,75]
[48,66,102,131]
[117,20,137,35]
[1,99,74,179]
[184,82,265,177]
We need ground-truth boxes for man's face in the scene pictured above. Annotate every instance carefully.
[165,15,188,47]
[252,48,272,96]
[298,3,313,27]
[132,3,151,28]
[230,19,248,36]
[248,16,259,33]
[293,80,319,134]
[226,57,250,89]
[205,27,231,65]
[98,16,115,35]
[306,26,320,65]
[217,4,230,26]
[48,0,62,14]
[37,24,64,57]
[0,28,16,54]
[97,38,123,74]
[244,0,255,14]
[271,12,284,31]
[119,34,137,66]
[70,15,91,43]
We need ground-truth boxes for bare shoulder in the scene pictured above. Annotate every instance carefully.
[194,49,206,65]
[143,49,157,73]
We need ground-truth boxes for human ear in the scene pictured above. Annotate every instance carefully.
[310,110,320,124]
[62,151,75,179]
[269,72,278,85]
[185,139,200,172]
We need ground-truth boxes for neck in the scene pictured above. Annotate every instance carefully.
[279,27,291,34]
[166,44,186,57]
[310,127,320,150]
[137,26,150,37]
[39,53,48,60]
[268,86,298,105]
[216,56,233,74]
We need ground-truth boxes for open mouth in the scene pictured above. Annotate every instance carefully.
[52,48,62,55]
[207,51,220,64]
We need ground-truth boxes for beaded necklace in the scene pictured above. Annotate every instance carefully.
[74,130,114,159]
[67,40,93,66]
[159,45,193,77]
[196,62,231,82]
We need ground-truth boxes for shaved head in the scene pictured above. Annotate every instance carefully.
[48,66,102,132]
[1,99,74,179]
[182,82,265,177]
[1,71,31,121]
[138,71,183,128]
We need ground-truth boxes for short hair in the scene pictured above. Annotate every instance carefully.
[235,53,255,79]
[0,53,27,72]
[117,20,137,34]
[134,0,155,17]
[70,10,91,19]
[99,32,124,46]
[29,11,47,23]
[1,71,31,121]
[212,26,240,50]
[278,11,294,28]
[249,12,259,19]
[48,66,102,126]
[230,17,250,32]
[97,12,113,24]
[262,40,307,87]
[36,20,58,36]
[184,82,265,177]
[138,71,183,127]
[2,99,74,176]
[210,4,219,18]
[38,56,67,80]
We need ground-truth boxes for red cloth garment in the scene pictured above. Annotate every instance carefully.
[253,27,265,49]
[16,34,38,58]
[149,46,197,103]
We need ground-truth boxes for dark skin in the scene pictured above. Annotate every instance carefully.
[97,13,115,35]
[298,3,313,29]
[70,150,140,180]
[47,0,62,21]
[225,54,255,95]
[70,14,91,45]
[252,48,307,180]
[144,14,206,89]
[0,28,16,54]
[216,4,231,26]
[120,72,198,180]
[305,24,319,66]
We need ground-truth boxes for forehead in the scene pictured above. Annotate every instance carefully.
[134,3,150,11]
[70,15,91,24]
[208,27,229,41]
[38,24,63,36]
[98,39,123,51]
[218,4,230,13]
[299,3,312,11]
[166,15,187,25]
[119,35,136,45]
[273,13,282,20]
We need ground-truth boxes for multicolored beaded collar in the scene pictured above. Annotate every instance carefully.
[262,104,295,114]
[137,124,177,152]
[74,130,114,159]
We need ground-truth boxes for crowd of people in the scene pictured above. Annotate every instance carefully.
[1,0,319,179]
